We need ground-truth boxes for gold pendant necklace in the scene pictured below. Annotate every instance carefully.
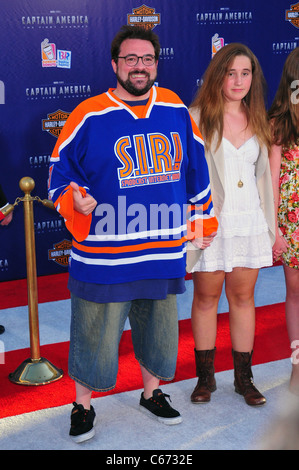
[236,130,245,188]
[237,144,246,188]
[224,113,246,189]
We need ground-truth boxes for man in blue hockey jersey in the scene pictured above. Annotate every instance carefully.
[48,25,217,443]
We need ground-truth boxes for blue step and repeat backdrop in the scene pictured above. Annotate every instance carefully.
[0,0,298,282]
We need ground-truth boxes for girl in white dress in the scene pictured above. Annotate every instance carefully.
[188,43,275,406]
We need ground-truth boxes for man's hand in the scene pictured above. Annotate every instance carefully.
[70,181,97,216]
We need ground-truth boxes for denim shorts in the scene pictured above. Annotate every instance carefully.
[68,293,179,392]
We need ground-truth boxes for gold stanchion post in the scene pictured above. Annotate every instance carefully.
[9,177,63,385]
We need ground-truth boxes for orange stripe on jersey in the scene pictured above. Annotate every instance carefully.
[51,93,120,161]
[72,237,186,254]
[189,114,204,143]
[188,194,213,213]
[187,216,218,240]
[187,196,218,239]
[155,87,184,105]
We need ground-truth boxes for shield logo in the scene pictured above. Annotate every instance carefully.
[42,110,70,138]
[127,5,161,30]
[48,239,72,266]
[286,2,299,28]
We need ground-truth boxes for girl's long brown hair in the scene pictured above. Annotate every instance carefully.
[189,43,271,151]
[268,47,299,147]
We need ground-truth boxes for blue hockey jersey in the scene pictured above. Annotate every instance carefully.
[48,86,217,284]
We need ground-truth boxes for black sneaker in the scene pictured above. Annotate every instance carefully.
[139,389,182,425]
[69,402,96,443]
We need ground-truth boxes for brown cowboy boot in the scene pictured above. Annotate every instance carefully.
[190,348,216,403]
[232,349,266,406]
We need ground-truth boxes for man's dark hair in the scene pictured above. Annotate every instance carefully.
[111,25,160,62]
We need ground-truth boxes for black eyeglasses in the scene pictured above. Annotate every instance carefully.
[117,54,156,67]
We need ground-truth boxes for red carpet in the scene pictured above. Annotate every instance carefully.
[0,300,290,419]
[0,273,70,309]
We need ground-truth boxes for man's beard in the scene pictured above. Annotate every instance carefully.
[116,70,157,97]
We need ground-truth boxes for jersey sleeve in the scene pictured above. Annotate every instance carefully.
[48,103,92,242]
[185,113,218,240]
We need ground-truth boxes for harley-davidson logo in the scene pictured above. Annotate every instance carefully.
[42,109,70,138]
[286,2,299,28]
[48,239,72,266]
[127,5,161,30]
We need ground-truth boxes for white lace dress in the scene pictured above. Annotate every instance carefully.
[191,136,273,272]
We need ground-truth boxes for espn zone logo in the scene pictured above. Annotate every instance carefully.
[0,81,4,104]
